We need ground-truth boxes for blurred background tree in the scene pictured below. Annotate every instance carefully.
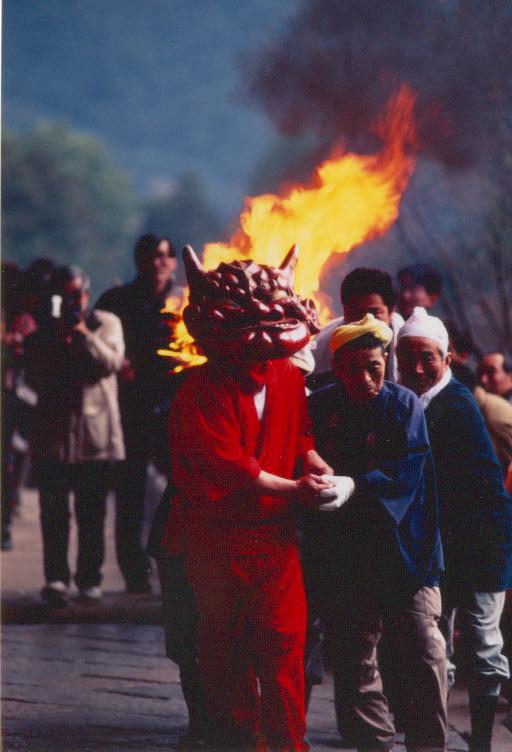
[138,172,222,284]
[2,127,224,295]
[2,124,138,295]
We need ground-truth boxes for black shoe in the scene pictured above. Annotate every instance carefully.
[41,581,68,608]
[126,579,152,594]
[469,695,498,752]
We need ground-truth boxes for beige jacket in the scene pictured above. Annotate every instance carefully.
[474,385,512,471]
[25,310,125,463]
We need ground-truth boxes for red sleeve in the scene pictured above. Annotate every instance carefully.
[170,371,261,502]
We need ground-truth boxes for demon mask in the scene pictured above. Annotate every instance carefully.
[182,245,320,362]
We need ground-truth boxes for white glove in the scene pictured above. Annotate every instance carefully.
[318,475,355,512]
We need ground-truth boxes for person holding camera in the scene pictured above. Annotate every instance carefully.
[24,265,125,606]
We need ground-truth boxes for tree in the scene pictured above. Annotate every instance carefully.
[139,171,222,281]
[2,123,137,295]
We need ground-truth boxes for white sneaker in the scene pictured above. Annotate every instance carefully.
[79,586,102,601]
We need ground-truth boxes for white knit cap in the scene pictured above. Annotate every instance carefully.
[397,306,449,356]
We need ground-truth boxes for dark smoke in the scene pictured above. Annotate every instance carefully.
[245,0,512,168]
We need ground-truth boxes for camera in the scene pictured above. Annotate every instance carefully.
[51,294,82,326]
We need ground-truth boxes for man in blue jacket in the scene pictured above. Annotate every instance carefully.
[397,307,512,752]
[306,314,447,752]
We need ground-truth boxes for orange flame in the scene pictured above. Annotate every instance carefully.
[162,84,417,369]
[158,293,208,372]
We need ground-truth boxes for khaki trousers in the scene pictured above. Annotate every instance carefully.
[327,585,448,752]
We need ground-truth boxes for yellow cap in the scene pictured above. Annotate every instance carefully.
[330,313,393,355]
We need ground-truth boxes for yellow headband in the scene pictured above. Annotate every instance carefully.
[330,313,393,354]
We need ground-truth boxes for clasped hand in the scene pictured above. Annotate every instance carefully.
[317,474,355,511]
[295,472,355,510]
[295,474,334,505]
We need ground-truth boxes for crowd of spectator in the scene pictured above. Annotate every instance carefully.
[1,233,182,600]
[2,244,512,752]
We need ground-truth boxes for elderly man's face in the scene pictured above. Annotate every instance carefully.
[343,293,392,325]
[478,353,512,396]
[397,337,450,396]
[333,346,387,405]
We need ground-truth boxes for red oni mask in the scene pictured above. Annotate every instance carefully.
[182,244,320,363]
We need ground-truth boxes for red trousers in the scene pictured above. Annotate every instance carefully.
[186,540,307,751]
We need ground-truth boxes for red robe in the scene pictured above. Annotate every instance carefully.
[164,358,313,750]
[163,357,314,555]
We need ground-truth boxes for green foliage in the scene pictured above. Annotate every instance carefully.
[2,123,137,294]
[2,124,224,294]
[140,172,222,265]
[3,0,298,215]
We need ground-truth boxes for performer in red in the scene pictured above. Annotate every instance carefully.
[163,245,334,751]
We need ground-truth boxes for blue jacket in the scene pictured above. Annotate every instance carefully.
[305,381,444,610]
[425,378,512,592]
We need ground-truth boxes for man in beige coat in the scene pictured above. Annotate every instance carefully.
[474,385,512,475]
[24,265,125,606]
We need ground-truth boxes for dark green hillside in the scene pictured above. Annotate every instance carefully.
[3,0,298,215]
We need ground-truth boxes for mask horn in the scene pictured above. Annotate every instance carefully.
[279,244,299,285]
[183,245,207,288]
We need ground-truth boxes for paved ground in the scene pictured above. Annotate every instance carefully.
[3,622,511,752]
[2,487,512,750]
[2,481,164,624]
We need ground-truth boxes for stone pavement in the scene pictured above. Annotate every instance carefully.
[3,622,511,752]
[2,482,164,625]
[2,488,512,751]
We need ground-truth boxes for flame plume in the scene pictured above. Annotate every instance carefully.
[159,85,417,370]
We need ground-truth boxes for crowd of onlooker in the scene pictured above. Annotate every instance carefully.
[309,263,512,485]
[2,257,55,553]
[2,249,511,586]
[2,241,512,751]
[301,264,512,752]
[1,234,183,603]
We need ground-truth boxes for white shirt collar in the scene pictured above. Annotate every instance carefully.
[419,367,452,410]
[253,385,266,420]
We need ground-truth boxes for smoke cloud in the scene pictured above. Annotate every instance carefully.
[245,0,512,169]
